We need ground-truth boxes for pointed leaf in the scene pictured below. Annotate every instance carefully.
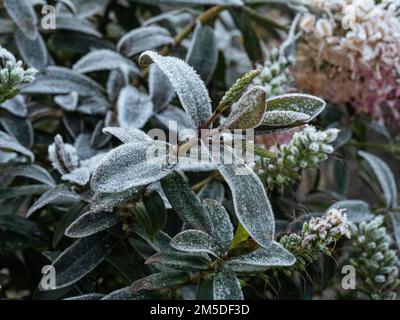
[0,96,28,117]
[117,26,173,58]
[146,250,211,271]
[15,29,48,69]
[65,210,120,238]
[73,49,140,74]
[117,86,154,129]
[1,164,55,186]
[54,15,102,37]
[213,270,243,300]
[218,163,275,248]
[91,141,175,193]
[23,66,105,97]
[102,127,152,144]
[139,51,212,128]
[49,233,116,289]
[225,241,296,272]
[186,22,218,83]
[161,171,213,233]
[4,0,38,40]
[132,272,189,293]
[359,151,398,209]
[27,185,80,217]
[171,229,222,257]
[149,64,175,112]
[0,130,34,161]
[203,199,233,251]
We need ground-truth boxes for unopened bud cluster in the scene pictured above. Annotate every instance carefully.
[280,208,351,272]
[257,125,339,188]
[349,216,399,300]
[253,48,294,97]
[0,46,37,103]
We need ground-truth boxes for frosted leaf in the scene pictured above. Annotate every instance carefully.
[4,0,38,40]
[2,164,55,186]
[65,210,120,238]
[266,94,325,121]
[62,168,90,185]
[27,185,80,217]
[149,64,175,112]
[203,199,233,251]
[54,92,79,111]
[14,30,48,70]
[0,95,28,117]
[132,272,189,294]
[91,141,175,193]
[218,163,275,248]
[146,250,211,271]
[0,130,34,161]
[161,171,213,233]
[57,0,78,15]
[76,95,110,115]
[221,86,267,129]
[155,106,195,133]
[48,134,79,175]
[73,49,140,75]
[90,187,139,212]
[117,86,154,129]
[49,233,115,289]
[74,133,102,160]
[0,115,33,148]
[135,0,243,5]
[359,151,398,209]
[23,66,105,97]
[198,180,225,203]
[103,127,152,144]
[65,294,104,301]
[117,26,173,58]
[225,241,296,273]
[186,22,218,83]
[171,229,222,257]
[213,270,243,300]
[262,110,310,127]
[107,69,126,103]
[101,287,136,300]
[139,51,212,128]
[328,200,374,223]
[53,15,102,37]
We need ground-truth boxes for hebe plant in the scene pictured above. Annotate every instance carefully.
[0,0,399,300]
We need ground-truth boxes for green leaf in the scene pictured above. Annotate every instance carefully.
[231,9,262,63]
[359,151,398,209]
[257,94,326,133]
[218,163,275,248]
[0,214,49,242]
[221,86,267,129]
[225,241,296,273]
[161,171,213,233]
[143,191,167,234]
[203,199,233,251]
[213,270,243,300]
[186,22,218,83]
[171,229,222,257]
[196,276,214,300]
[65,211,120,238]
[139,51,212,128]
[146,251,211,271]
[0,130,34,161]
[132,272,190,294]
[328,200,374,223]
[50,233,116,289]
[229,223,249,250]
